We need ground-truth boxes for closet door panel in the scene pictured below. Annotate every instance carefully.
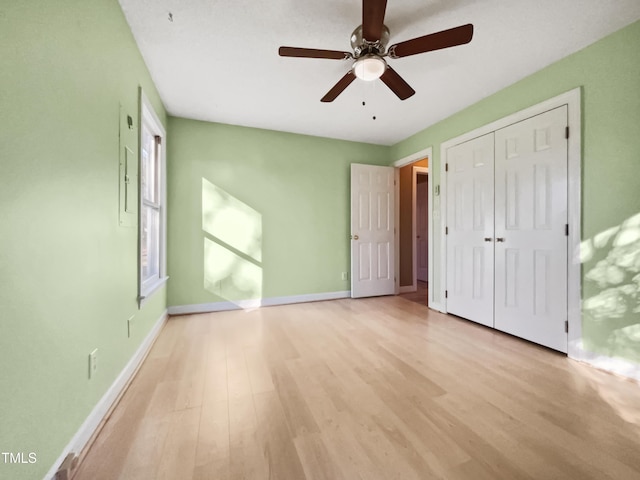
[494,106,568,352]
[446,133,495,327]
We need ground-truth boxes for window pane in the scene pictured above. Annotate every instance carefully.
[141,125,157,204]
[141,206,160,281]
[141,205,148,280]
[141,128,150,201]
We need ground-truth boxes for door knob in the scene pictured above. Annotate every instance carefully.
[484,237,492,242]
[496,237,505,242]
[353,235,359,240]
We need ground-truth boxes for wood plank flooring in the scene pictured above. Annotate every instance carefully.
[399,280,428,306]
[74,296,640,480]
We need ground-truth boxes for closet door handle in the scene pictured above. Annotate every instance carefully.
[484,237,493,242]
[496,237,505,242]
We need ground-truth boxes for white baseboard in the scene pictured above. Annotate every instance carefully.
[168,290,351,315]
[398,285,416,294]
[45,309,168,480]
[569,344,640,383]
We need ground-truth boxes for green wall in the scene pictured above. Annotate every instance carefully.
[390,20,640,364]
[1,2,638,476]
[0,1,167,479]
[167,118,390,307]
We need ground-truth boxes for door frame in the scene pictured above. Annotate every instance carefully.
[412,166,429,288]
[439,87,582,358]
[393,147,433,302]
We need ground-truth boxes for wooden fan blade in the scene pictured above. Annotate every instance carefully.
[279,46,352,60]
[321,71,356,102]
[388,24,474,59]
[380,66,415,100]
[362,0,388,42]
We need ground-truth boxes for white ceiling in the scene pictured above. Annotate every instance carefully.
[119,0,640,146]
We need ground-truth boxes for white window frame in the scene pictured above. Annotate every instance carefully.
[138,89,167,306]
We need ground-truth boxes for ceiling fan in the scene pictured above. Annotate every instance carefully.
[279,0,474,102]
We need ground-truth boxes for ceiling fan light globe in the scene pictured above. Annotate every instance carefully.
[353,56,386,81]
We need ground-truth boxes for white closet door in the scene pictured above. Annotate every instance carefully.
[446,133,495,327]
[350,164,395,298]
[494,106,568,352]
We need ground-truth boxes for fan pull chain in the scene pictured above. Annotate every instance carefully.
[360,82,378,120]
[370,79,378,120]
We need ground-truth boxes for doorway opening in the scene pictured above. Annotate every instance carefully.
[413,167,429,304]
[394,149,431,306]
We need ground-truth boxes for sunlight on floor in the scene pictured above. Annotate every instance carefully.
[570,360,640,429]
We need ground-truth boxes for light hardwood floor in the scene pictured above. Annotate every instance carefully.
[400,281,428,306]
[75,296,640,480]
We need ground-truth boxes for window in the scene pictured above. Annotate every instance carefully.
[139,91,167,304]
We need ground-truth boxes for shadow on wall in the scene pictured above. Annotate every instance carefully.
[581,212,640,363]
[202,178,263,306]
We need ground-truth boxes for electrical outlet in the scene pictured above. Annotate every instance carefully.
[127,315,135,338]
[89,349,98,379]
[342,272,349,281]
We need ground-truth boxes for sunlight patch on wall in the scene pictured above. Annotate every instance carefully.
[581,212,640,362]
[202,178,263,305]
[204,238,262,301]
[202,178,262,262]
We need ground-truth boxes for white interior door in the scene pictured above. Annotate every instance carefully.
[416,175,428,282]
[446,133,495,327]
[494,106,568,352]
[351,164,395,298]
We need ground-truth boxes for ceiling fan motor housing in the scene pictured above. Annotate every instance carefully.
[351,24,390,57]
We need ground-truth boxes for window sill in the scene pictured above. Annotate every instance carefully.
[138,276,169,308]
